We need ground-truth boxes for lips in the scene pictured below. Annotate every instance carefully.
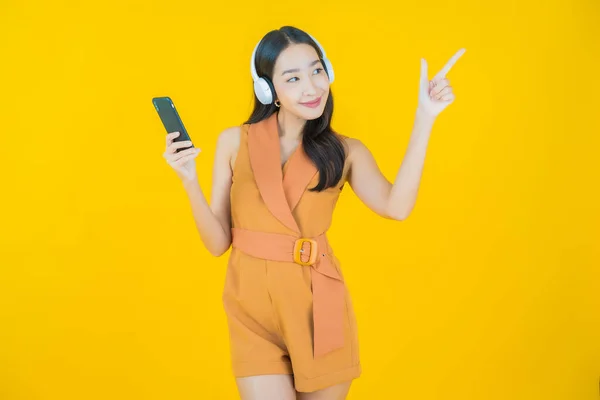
[300,96,322,108]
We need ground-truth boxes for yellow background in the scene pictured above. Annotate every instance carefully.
[1,0,599,399]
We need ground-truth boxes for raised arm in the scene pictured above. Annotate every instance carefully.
[345,115,433,221]
[346,49,466,220]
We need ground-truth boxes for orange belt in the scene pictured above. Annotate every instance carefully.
[231,227,345,358]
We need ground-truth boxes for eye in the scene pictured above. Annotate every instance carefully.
[286,68,324,83]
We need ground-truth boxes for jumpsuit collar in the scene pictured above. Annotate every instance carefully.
[247,112,318,234]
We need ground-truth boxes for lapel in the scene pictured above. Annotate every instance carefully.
[247,112,319,234]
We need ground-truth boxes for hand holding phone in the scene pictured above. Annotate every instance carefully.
[153,97,201,182]
[163,131,201,183]
[152,96,194,152]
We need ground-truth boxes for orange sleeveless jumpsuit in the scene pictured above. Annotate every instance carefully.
[222,111,361,393]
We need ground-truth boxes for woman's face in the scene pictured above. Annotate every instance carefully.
[271,43,330,121]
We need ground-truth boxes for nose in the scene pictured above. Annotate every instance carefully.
[302,76,318,96]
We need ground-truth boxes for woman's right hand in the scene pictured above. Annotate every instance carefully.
[163,131,202,184]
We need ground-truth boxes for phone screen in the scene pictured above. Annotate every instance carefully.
[152,97,194,153]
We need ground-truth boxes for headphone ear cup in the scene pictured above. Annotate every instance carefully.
[264,77,276,103]
[322,58,335,84]
[254,77,274,105]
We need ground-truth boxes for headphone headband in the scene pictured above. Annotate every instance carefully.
[250,33,328,81]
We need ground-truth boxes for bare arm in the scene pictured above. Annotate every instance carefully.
[347,49,465,220]
[182,126,240,256]
[346,111,436,221]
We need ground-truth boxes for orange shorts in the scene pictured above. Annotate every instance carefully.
[221,247,362,393]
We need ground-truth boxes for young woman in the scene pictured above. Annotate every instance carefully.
[162,26,464,400]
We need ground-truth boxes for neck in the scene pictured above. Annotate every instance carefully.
[276,108,306,142]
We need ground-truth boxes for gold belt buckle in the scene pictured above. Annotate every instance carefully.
[293,238,318,266]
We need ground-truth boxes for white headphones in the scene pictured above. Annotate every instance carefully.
[250,32,335,105]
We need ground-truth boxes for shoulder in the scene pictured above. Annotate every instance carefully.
[214,126,242,170]
[336,134,369,165]
[340,136,366,151]
[217,125,242,145]
[215,125,242,155]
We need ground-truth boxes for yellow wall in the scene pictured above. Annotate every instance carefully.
[1,0,599,399]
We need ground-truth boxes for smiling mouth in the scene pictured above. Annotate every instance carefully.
[300,96,322,107]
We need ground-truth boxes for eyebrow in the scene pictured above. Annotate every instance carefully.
[281,59,322,76]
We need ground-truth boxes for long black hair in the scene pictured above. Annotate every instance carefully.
[243,26,346,192]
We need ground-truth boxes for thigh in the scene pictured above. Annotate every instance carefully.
[235,374,297,400]
[296,381,352,400]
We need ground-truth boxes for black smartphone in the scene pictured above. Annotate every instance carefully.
[152,96,194,153]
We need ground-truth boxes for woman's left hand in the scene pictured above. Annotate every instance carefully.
[417,48,466,119]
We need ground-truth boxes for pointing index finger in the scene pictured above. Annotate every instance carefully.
[433,48,466,82]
